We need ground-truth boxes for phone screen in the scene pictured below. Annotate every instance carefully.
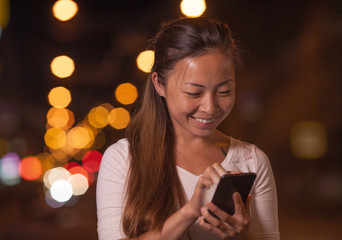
[210,172,256,216]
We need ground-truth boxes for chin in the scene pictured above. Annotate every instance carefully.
[192,128,217,138]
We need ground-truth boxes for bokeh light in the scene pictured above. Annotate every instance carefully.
[71,148,89,161]
[93,131,106,149]
[115,83,138,105]
[108,107,131,129]
[48,86,72,108]
[290,121,328,159]
[52,0,78,22]
[0,0,10,30]
[88,106,109,128]
[50,179,73,202]
[50,149,69,162]
[0,152,21,186]
[68,165,94,185]
[19,156,42,180]
[44,127,67,149]
[36,152,56,177]
[61,141,80,157]
[67,126,94,149]
[44,166,71,189]
[82,150,102,172]
[45,190,65,208]
[50,55,75,78]
[100,103,114,112]
[136,50,154,73]
[64,161,80,170]
[68,173,89,195]
[47,107,75,129]
[180,0,206,18]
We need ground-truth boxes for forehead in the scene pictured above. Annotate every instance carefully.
[167,51,235,86]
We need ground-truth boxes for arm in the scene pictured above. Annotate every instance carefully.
[249,148,280,239]
[120,175,214,240]
[97,140,213,240]
[96,141,129,240]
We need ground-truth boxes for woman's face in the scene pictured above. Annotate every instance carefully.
[157,50,236,140]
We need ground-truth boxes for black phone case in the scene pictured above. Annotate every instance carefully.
[210,172,256,216]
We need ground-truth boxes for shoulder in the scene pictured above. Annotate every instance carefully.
[227,137,271,170]
[99,138,130,178]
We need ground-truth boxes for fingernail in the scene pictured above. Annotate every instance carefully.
[200,207,206,214]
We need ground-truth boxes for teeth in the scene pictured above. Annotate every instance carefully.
[195,118,215,124]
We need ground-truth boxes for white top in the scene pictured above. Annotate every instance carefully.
[96,137,280,240]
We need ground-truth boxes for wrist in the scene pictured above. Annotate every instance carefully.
[180,202,201,222]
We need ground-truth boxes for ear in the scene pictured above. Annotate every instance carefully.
[151,72,165,97]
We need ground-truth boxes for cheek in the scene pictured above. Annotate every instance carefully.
[220,97,235,111]
[165,96,197,115]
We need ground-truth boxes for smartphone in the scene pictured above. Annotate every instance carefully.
[205,172,256,216]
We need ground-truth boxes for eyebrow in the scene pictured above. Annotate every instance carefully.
[185,79,233,88]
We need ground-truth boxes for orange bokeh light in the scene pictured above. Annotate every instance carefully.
[115,83,138,105]
[19,156,43,180]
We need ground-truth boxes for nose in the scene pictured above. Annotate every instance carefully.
[199,93,218,115]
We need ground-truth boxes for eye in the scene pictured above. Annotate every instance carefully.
[218,90,231,96]
[186,92,201,97]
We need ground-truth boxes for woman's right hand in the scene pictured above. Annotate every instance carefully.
[184,163,228,219]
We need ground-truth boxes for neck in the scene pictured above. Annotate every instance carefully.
[174,132,219,148]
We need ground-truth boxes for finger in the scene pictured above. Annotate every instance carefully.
[196,176,214,190]
[245,194,252,210]
[198,215,235,238]
[212,162,227,177]
[233,192,247,216]
[206,202,236,226]
[232,192,251,226]
[203,166,221,184]
[226,170,242,174]
[200,207,222,228]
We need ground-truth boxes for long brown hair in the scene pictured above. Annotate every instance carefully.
[123,17,238,237]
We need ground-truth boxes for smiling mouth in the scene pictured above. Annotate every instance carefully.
[194,117,216,124]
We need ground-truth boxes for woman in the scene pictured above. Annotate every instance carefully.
[96,17,279,239]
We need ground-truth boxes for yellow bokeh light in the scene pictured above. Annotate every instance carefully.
[88,106,109,128]
[108,107,131,129]
[50,55,75,78]
[290,121,328,159]
[47,107,74,128]
[50,149,69,162]
[44,128,67,149]
[0,0,10,30]
[52,0,78,22]
[48,86,72,108]
[115,83,138,105]
[100,103,114,112]
[67,126,94,149]
[136,50,154,73]
[60,140,80,156]
[36,152,56,179]
[180,0,206,18]
[93,131,106,150]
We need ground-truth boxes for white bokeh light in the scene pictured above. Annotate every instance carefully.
[44,167,71,189]
[68,173,89,195]
[50,179,73,202]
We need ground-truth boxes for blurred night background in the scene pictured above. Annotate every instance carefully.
[0,0,341,239]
